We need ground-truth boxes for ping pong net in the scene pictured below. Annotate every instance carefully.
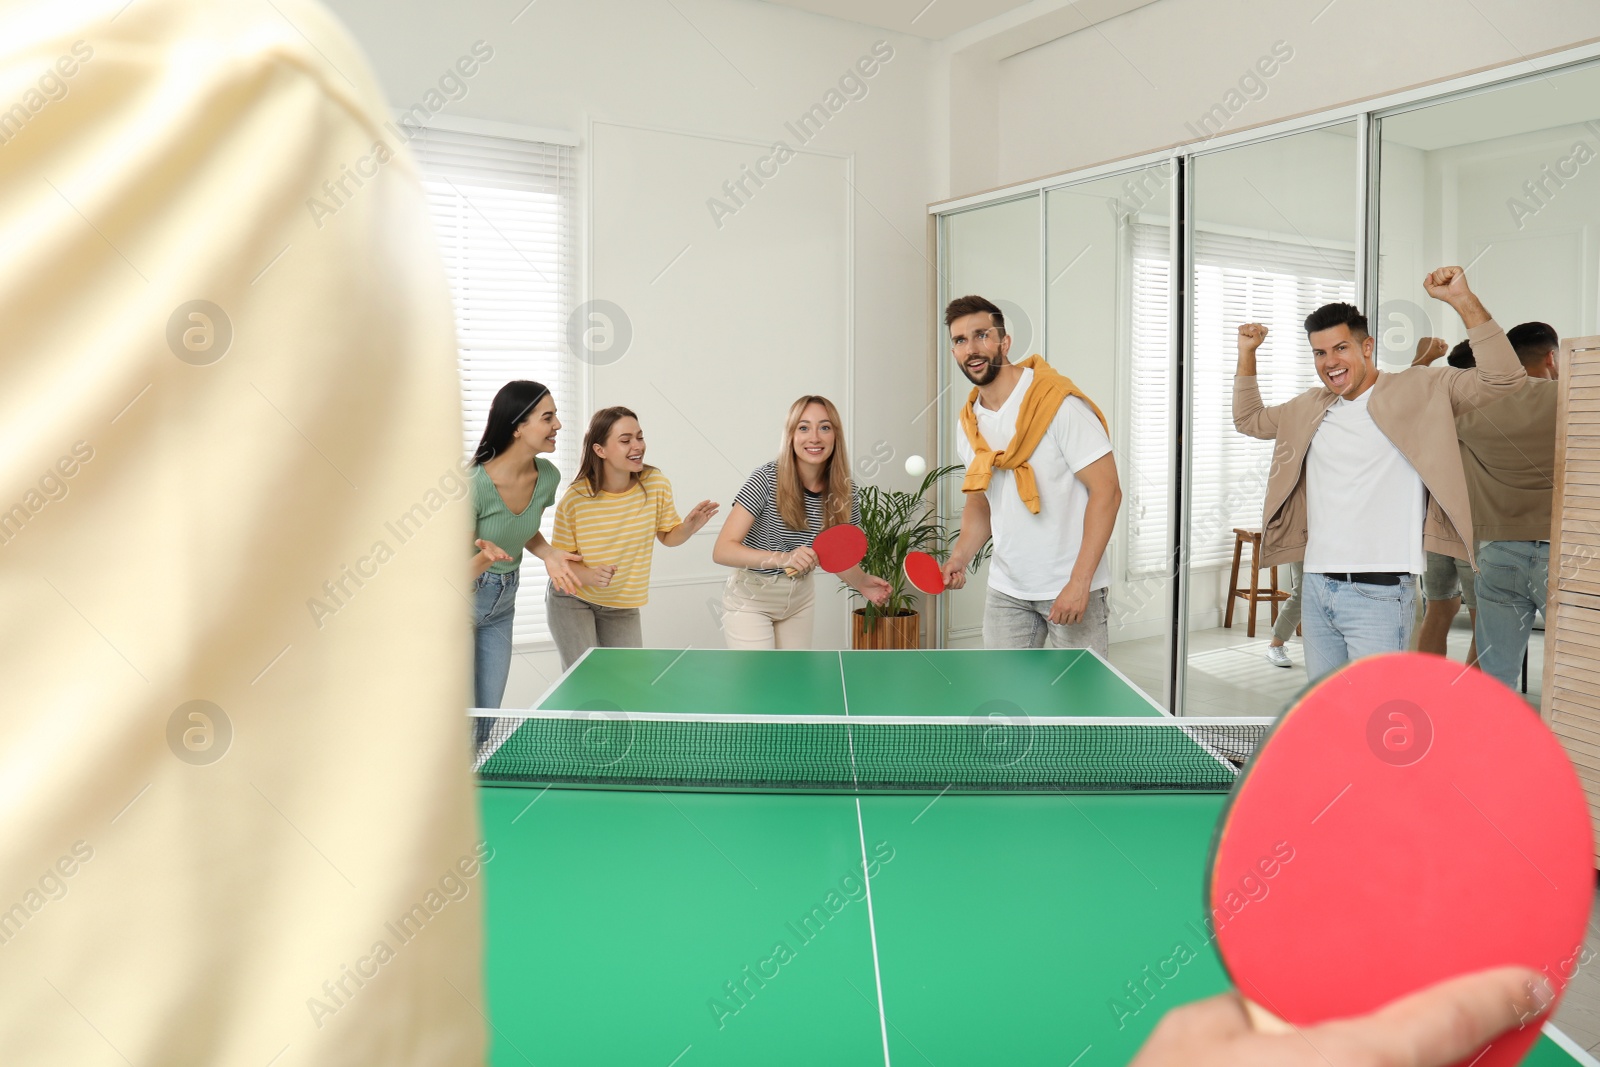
[471,712,1273,793]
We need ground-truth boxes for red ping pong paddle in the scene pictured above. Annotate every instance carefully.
[786,523,866,576]
[903,550,945,595]
[1207,653,1592,1067]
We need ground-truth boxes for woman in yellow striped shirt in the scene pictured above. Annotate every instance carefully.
[548,407,719,668]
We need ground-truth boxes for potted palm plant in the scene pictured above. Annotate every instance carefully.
[846,464,985,650]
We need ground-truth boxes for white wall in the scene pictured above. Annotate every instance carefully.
[980,0,1600,195]
[1377,117,1600,375]
[323,0,938,705]
[1385,122,1600,348]
[1449,124,1600,339]
[1191,127,1358,244]
[1376,141,1431,367]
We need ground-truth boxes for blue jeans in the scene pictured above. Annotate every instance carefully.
[1474,540,1548,692]
[473,570,519,744]
[1302,573,1417,683]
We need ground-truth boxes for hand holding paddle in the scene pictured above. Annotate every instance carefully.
[786,523,866,577]
[1129,966,1552,1067]
[1207,653,1592,1067]
[779,546,818,575]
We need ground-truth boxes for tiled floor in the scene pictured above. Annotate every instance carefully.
[1107,616,1544,717]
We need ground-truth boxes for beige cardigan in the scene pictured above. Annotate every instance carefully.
[1232,319,1525,569]
[0,2,483,1062]
[1456,378,1559,543]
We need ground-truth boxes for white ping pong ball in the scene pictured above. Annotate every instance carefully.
[904,455,927,477]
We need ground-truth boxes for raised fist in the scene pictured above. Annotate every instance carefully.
[1237,323,1268,353]
[1423,266,1472,303]
[1413,336,1448,366]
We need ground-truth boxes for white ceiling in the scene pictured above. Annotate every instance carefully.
[756,0,1037,41]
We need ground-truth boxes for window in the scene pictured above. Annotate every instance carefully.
[410,127,578,647]
[1127,224,1173,576]
[1128,226,1354,574]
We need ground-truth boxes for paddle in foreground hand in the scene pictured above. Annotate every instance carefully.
[1207,652,1592,1067]
[786,523,867,576]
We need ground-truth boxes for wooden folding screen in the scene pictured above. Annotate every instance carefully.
[1543,334,1600,864]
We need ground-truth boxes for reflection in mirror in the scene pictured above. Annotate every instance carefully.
[1375,63,1600,702]
[1184,122,1359,716]
[1046,165,1175,706]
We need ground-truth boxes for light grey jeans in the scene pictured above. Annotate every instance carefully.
[1271,561,1304,644]
[982,587,1109,657]
[545,585,643,671]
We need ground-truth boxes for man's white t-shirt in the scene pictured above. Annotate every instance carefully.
[956,368,1114,600]
[1303,389,1427,574]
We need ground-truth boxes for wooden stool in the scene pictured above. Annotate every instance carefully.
[1226,528,1291,638]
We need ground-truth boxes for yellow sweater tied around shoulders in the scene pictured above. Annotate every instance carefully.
[959,355,1109,515]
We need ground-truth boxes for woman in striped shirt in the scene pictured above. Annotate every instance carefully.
[713,395,890,648]
[547,406,719,669]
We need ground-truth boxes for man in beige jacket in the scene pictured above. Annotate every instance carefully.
[1457,321,1560,692]
[1234,267,1524,682]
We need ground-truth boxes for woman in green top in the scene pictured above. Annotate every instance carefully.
[471,381,584,728]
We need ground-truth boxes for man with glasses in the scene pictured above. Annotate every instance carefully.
[940,295,1123,656]
[1233,267,1525,682]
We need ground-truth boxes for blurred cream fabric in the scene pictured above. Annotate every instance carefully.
[0,1,484,1063]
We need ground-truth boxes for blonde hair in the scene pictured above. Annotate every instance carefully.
[775,395,852,530]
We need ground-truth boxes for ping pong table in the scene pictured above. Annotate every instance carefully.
[474,648,1597,1066]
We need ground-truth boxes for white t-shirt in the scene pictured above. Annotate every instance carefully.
[956,369,1114,600]
[1303,389,1427,574]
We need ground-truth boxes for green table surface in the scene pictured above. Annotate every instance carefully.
[480,648,1592,1065]
[481,787,1589,1065]
[533,648,1165,719]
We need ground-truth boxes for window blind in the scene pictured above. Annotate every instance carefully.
[1127,225,1174,576]
[1128,226,1355,574]
[410,127,577,647]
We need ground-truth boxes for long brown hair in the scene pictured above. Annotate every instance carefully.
[775,395,851,530]
[575,406,655,494]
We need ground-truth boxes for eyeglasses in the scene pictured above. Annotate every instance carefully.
[951,327,1004,352]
